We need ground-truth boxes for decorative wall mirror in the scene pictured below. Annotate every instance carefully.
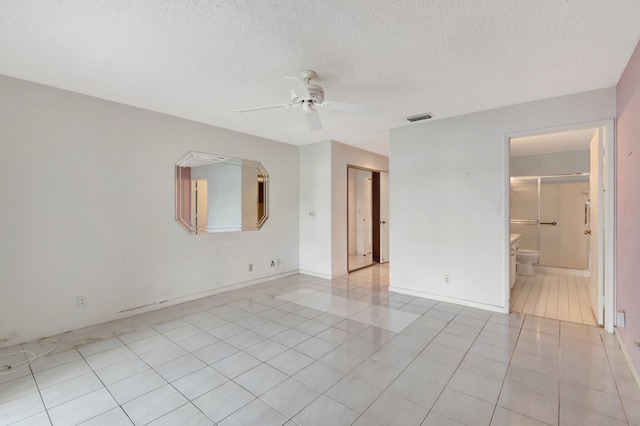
[176,152,268,234]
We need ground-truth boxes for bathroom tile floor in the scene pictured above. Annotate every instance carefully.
[511,266,597,326]
[1,264,638,425]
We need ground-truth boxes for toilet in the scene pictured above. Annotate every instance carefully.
[516,249,540,276]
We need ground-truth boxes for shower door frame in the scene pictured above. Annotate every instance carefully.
[510,173,590,267]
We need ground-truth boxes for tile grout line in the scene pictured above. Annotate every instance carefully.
[598,332,631,425]
[468,312,524,426]
[26,342,55,426]
[6,265,631,426]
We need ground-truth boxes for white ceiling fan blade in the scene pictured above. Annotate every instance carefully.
[318,101,381,115]
[305,109,322,131]
[235,103,295,113]
[284,76,311,99]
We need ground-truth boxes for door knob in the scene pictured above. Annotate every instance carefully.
[584,230,591,235]
[380,221,387,224]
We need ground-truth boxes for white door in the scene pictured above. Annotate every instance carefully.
[588,129,604,325]
[379,172,390,263]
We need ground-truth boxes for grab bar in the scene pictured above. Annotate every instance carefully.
[510,219,538,225]
[540,221,557,226]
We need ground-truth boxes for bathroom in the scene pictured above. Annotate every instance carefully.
[509,127,602,325]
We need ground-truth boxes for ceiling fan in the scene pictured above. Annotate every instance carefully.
[235,70,380,131]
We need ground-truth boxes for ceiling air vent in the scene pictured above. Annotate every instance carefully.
[406,113,433,122]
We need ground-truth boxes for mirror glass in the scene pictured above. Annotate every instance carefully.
[176,152,268,234]
[348,167,374,271]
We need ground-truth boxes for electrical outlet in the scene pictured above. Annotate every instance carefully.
[617,311,625,327]
[444,275,451,285]
[76,296,87,308]
[248,263,253,272]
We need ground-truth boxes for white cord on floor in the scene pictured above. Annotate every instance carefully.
[0,340,59,376]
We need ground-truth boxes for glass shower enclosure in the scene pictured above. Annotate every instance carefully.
[510,174,590,270]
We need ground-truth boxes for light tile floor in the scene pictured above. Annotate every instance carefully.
[1,264,639,425]
[511,267,597,326]
[348,254,374,272]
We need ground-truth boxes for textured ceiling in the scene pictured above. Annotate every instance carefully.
[510,128,597,157]
[1,1,639,156]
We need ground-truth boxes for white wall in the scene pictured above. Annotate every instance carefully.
[0,75,300,347]
[298,141,332,277]
[299,140,388,278]
[390,88,615,311]
[510,149,590,176]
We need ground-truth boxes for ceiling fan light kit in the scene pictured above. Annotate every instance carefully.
[236,70,380,131]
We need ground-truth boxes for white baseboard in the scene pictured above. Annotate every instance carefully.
[298,269,333,280]
[86,270,301,325]
[389,285,508,313]
[1,270,300,349]
[616,330,640,391]
[142,270,300,309]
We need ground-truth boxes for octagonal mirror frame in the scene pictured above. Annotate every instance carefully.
[176,152,269,234]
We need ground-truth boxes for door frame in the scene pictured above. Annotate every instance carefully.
[504,119,615,332]
[347,164,388,273]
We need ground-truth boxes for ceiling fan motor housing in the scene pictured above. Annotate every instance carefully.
[291,83,324,105]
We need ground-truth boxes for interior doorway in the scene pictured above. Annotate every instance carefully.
[506,120,615,332]
[348,166,389,272]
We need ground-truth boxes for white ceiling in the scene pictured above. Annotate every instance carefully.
[510,128,597,157]
[1,1,639,156]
